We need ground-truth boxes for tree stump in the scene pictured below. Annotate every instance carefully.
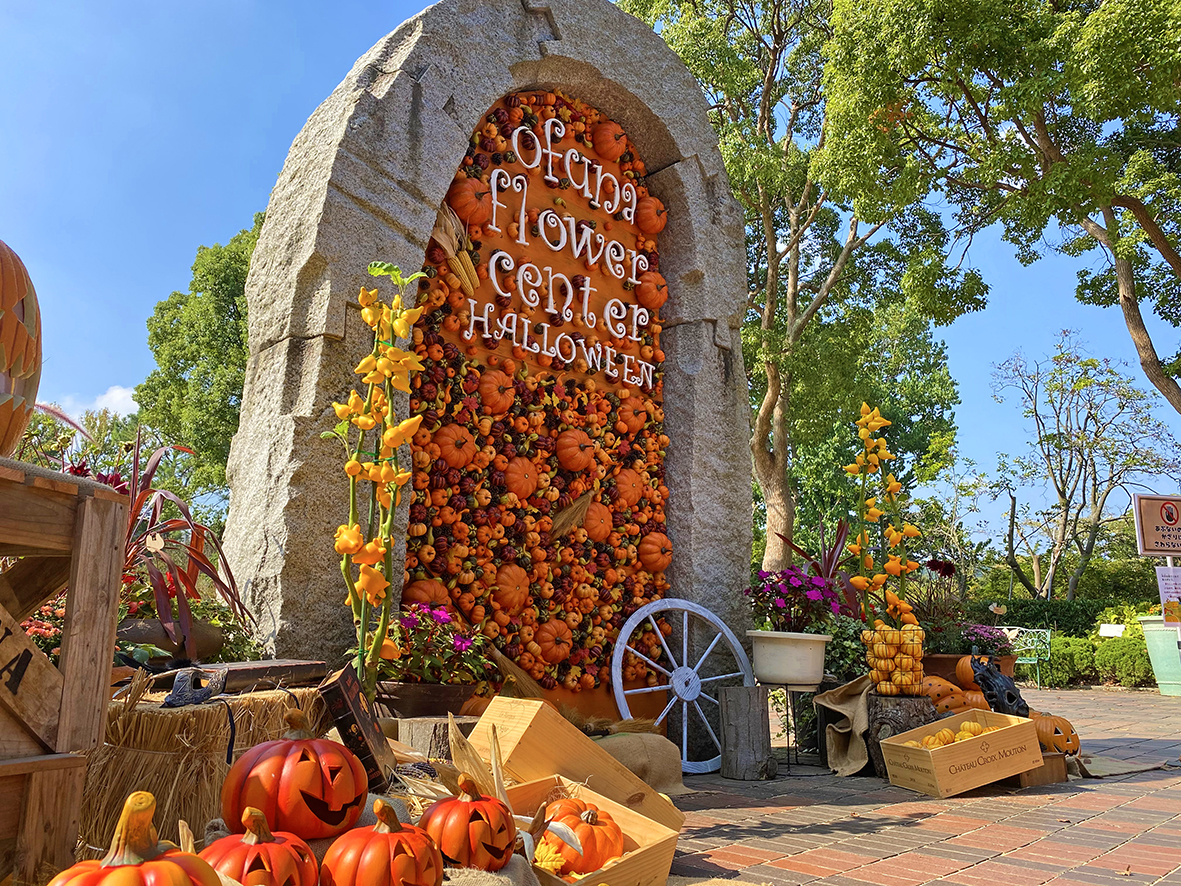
[397,716,479,761]
[720,686,778,780]
[866,694,937,778]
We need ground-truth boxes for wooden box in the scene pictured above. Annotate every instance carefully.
[506,776,678,886]
[319,667,398,791]
[469,697,684,831]
[0,458,127,883]
[1004,751,1068,788]
[880,710,1043,799]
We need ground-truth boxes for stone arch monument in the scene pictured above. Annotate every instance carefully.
[224,0,751,665]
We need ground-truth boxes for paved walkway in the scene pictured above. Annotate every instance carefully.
[669,688,1181,886]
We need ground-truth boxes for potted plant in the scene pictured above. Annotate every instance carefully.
[374,603,496,716]
[912,576,1017,680]
[745,566,843,690]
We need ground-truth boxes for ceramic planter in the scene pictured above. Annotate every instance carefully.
[747,630,831,690]
[923,653,1016,684]
[1139,616,1181,696]
[376,681,476,717]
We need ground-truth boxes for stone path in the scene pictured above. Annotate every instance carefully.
[669,688,1181,886]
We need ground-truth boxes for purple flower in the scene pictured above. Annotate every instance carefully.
[830,600,841,614]
[452,635,473,652]
[805,588,822,601]
[399,613,419,629]
[430,607,452,624]
[810,576,826,587]
[774,598,787,608]
[788,575,803,587]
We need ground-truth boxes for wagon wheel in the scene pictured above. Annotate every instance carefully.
[611,599,754,774]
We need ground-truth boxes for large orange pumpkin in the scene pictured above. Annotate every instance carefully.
[504,457,539,500]
[1033,713,1080,755]
[478,370,515,414]
[320,800,443,886]
[221,709,368,841]
[921,675,959,703]
[616,401,647,435]
[638,532,673,573]
[446,178,492,226]
[418,774,517,871]
[591,122,627,161]
[583,501,612,542]
[536,618,574,663]
[201,807,318,886]
[435,425,477,468]
[634,196,668,234]
[0,239,42,458]
[402,579,451,609]
[613,468,645,507]
[956,655,986,691]
[491,562,530,616]
[635,272,668,312]
[49,792,222,886]
[556,429,596,471]
[539,797,624,875]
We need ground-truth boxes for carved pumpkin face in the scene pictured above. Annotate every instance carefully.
[201,808,319,886]
[419,775,517,871]
[321,800,443,886]
[1034,713,1081,755]
[221,710,368,841]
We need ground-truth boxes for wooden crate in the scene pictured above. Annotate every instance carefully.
[469,697,684,831]
[505,775,678,886]
[1004,751,1068,788]
[880,710,1043,799]
[0,458,127,884]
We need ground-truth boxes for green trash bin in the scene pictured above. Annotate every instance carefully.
[1139,616,1181,696]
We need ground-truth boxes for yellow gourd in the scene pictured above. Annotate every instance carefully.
[954,731,974,742]
[877,681,900,696]
[959,720,985,736]
[935,727,956,746]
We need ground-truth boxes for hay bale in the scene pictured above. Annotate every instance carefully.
[78,681,330,859]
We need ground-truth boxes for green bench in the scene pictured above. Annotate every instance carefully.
[999,627,1052,688]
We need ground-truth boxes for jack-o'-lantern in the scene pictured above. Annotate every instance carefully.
[0,239,42,457]
[201,807,318,886]
[1033,713,1080,755]
[320,800,443,886]
[418,774,517,871]
[221,709,368,840]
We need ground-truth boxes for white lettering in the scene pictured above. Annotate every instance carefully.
[489,251,515,298]
[519,263,543,309]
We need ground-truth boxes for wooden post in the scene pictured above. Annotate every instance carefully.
[398,716,479,760]
[866,693,937,778]
[720,686,778,780]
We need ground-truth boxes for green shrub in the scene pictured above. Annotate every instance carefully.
[1087,602,1161,644]
[1093,637,1155,687]
[962,597,1152,637]
[1036,636,1097,687]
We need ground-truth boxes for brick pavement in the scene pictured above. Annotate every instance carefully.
[668,688,1181,886]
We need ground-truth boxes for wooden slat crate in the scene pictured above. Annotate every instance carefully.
[0,458,126,885]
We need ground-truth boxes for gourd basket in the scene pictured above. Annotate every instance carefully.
[862,626,925,696]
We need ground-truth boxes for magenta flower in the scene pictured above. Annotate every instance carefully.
[430,607,452,624]
[452,635,473,652]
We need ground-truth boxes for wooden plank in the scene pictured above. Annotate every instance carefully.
[0,707,43,760]
[0,600,62,751]
[0,465,24,483]
[14,764,84,886]
[720,685,777,780]
[0,557,72,624]
[28,476,78,497]
[0,754,86,779]
[56,495,125,752]
[470,697,685,831]
[0,483,77,554]
[1005,751,1068,788]
[0,774,28,880]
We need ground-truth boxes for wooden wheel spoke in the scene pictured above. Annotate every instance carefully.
[699,670,744,684]
[626,644,671,677]
[654,695,678,726]
[692,633,723,672]
[694,701,722,752]
[699,691,718,705]
[649,615,679,669]
[624,683,670,696]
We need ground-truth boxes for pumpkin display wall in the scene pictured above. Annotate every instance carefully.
[403,90,672,706]
[0,239,42,457]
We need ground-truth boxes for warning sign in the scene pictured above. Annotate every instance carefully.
[1133,493,1181,556]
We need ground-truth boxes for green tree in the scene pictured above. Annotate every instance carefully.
[622,0,985,571]
[821,0,1181,413]
[994,332,1180,600]
[135,214,263,512]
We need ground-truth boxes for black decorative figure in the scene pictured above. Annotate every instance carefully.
[970,655,1029,717]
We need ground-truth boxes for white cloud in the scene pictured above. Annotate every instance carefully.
[54,385,139,421]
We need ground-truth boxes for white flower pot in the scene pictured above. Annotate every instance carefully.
[747,629,832,690]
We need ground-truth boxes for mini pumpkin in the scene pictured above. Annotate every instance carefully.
[435,425,477,468]
[504,457,539,500]
[320,800,443,886]
[591,121,627,161]
[419,774,517,871]
[201,807,318,886]
[556,429,596,471]
[638,532,672,573]
[49,792,222,886]
[221,709,368,840]
[478,370,515,414]
[447,178,493,226]
[634,196,668,234]
[536,618,574,663]
[491,562,530,616]
[635,271,668,312]
[540,797,625,875]
[1033,713,1080,755]
[403,579,451,609]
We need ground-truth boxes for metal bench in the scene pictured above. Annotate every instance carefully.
[998,627,1052,688]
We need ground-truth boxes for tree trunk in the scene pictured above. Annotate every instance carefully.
[757,457,794,572]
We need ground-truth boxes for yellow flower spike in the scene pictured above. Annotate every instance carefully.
[384,415,423,449]
[334,524,364,555]
[860,402,872,416]
[870,574,888,589]
[885,475,902,495]
[848,575,870,591]
[884,556,903,577]
[353,538,387,566]
[903,523,921,538]
[352,414,377,430]
[376,485,392,509]
[866,453,879,465]
[358,287,379,307]
[393,306,424,339]
[844,463,862,475]
[356,354,378,375]
[390,295,403,313]
[332,402,352,420]
[858,427,871,440]
[905,560,921,573]
[867,463,879,473]
[362,370,386,385]
[390,373,412,393]
[347,390,365,413]
[887,529,904,547]
[357,564,389,606]
[866,506,884,522]
[863,554,874,570]
[361,306,382,328]
[392,469,412,487]
[367,463,383,482]
[847,542,862,555]
[344,459,363,477]
[865,497,876,508]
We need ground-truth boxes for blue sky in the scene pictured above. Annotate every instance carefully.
[1,1,1176,537]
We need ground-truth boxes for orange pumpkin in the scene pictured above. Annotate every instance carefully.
[446,178,493,226]
[635,271,668,312]
[613,468,645,507]
[591,121,627,161]
[221,709,368,840]
[402,579,451,609]
[921,675,959,703]
[201,807,318,886]
[956,655,986,690]
[536,618,574,663]
[616,401,647,435]
[540,797,624,875]
[0,239,42,457]
[491,562,530,616]
[320,800,443,886]
[504,457,539,500]
[962,690,990,711]
[49,792,221,886]
[435,425,477,468]
[583,501,613,542]
[556,429,596,471]
[1033,713,1080,755]
[478,370,515,414]
[418,774,517,871]
[634,196,668,234]
[638,532,673,573]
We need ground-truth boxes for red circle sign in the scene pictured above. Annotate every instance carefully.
[1160,502,1179,526]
